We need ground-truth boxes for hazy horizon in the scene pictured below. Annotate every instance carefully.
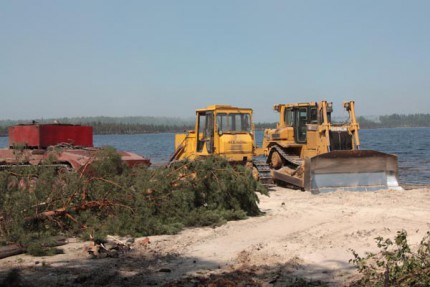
[0,112,421,126]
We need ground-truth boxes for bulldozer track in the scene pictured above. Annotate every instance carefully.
[253,160,272,185]
[271,145,303,167]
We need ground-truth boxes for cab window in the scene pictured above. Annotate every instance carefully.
[295,108,308,143]
[197,112,214,152]
[310,107,318,124]
[284,109,294,126]
[216,113,251,133]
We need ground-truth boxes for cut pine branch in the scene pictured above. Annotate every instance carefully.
[31,200,116,219]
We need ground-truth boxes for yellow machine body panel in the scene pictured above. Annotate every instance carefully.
[262,101,359,157]
[170,105,256,163]
[263,100,401,193]
[172,131,197,161]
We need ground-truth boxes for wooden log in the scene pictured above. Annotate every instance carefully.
[0,244,24,259]
[0,236,67,259]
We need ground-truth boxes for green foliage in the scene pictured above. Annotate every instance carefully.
[350,230,430,286]
[26,240,64,256]
[90,146,126,176]
[0,152,267,255]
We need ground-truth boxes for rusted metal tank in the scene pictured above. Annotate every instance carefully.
[8,124,94,148]
[0,123,150,172]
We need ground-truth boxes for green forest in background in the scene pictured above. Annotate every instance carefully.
[0,113,429,136]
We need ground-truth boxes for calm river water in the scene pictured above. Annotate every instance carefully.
[1,128,429,185]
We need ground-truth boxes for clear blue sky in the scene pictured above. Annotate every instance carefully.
[1,1,429,122]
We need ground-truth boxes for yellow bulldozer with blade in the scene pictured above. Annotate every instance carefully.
[262,100,402,193]
[170,102,401,193]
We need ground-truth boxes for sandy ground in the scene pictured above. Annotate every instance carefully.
[1,186,430,286]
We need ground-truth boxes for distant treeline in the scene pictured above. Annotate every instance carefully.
[255,122,276,130]
[259,114,430,130]
[90,121,193,135]
[0,114,430,136]
[0,121,194,137]
[358,114,430,129]
[0,116,195,137]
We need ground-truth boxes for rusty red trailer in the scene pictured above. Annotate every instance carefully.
[0,123,150,172]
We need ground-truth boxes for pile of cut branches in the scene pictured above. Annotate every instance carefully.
[0,148,267,256]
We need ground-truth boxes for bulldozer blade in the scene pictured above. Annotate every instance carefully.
[304,150,402,194]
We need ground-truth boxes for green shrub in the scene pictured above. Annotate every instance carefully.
[350,230,430,286]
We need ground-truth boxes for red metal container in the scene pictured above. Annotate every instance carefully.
[8,124,93,148]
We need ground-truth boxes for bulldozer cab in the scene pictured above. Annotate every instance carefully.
[293,106,319,144]
[281,101,356,153]
[278,103,319,145]
[170,105,255,163]
[196,108,253,156]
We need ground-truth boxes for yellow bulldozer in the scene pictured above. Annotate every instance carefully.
[262,100,402,193]
[169,105,271,181]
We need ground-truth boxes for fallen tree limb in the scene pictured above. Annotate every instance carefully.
[0,244,24,259]
[0,236,67,259]
[32,200,115,219]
